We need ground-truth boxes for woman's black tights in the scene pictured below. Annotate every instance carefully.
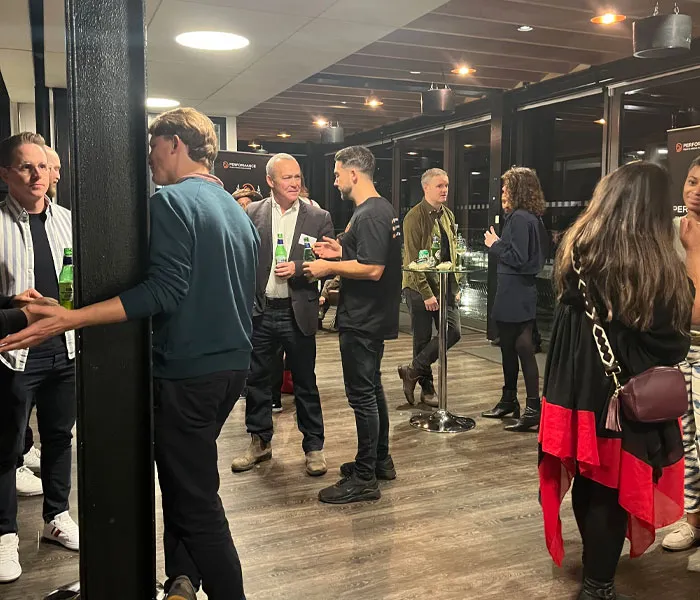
[496,320,539,398]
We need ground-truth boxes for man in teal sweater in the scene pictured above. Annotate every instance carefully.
[1,108,259,600]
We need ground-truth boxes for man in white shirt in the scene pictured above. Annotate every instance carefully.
[232,153,333,476]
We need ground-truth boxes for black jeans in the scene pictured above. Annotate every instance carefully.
[245,306,324,452]
[339,331,389,480]
[496,320,540,399]
[0,351,76,533]
[572,475,628,583]
[15,423,34,468]
[155,370,247,600]
[404,288,461,376]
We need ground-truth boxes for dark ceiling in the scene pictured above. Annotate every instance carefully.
[236,0,700,144]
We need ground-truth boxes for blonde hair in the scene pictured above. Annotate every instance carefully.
[149,108,218,170]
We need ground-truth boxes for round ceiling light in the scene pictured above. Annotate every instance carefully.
[595,118,606,125]
[591,12,626,25]
[147,97,180,109]
[277,133,291,139]
[518,25,534,32]
[365,96,384,108]
[175,31,250,51]
[314,118,329,127]
[451,65,476,76]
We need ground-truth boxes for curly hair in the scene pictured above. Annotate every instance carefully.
[502,167,546,216]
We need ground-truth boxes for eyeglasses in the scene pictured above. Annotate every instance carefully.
[5,163,49,176]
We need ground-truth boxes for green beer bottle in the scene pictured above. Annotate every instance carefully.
[275,233,287,266]
[58,248,74,310]
[431,234,440,266]
[303,237,317,282]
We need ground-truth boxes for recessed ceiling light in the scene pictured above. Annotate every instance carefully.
[277,133,291,139]
[328,104,350,109]
[410,71,422,75]
[146,97,180,109]
[401,178,408,182]
[248,141,260,149]
[463,144,474,148]
[365,96,384,108]
[591,12,626,25]
[341,101,347,104]
[659,148,669,155]
[175,31,250,51]
[595,118,606,125]
[471,171,481,176]
[636,150,645,155]
[314,118,329,127]
[451,65,476,76]
[407,151,418,156]
[518,25,534,32]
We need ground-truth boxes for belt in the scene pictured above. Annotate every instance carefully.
[265,297,292,309]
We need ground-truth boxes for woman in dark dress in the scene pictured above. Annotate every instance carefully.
[482,167,546,432]
[539,162,693,600]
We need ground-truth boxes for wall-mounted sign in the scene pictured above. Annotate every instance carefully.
[214,150,271,198]
[668,125,700,216]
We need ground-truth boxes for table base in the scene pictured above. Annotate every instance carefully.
[409,409,476,433]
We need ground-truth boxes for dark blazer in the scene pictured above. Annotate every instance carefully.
[489,209,546,276]
[247,198,334,336]
[0,295,26,338]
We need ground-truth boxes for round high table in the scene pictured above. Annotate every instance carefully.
[403,264,477,433]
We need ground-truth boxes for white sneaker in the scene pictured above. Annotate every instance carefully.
[0,533,21,583]
[43,511,79,551]
[16,466,43,497]
[662,521,700,551]
[23,446,41,471]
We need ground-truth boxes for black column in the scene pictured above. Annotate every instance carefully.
[487,93,514,340]
[65,1,154,599]
[52,88,72,209]
[29,0,50,139]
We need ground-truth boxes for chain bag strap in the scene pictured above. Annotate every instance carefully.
[572,247,624,431]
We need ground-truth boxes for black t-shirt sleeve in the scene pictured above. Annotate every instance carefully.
[354,214,390,266]
[0,308,28,338]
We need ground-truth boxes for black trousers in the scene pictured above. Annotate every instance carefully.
[339,331,389,480]
[0,351,75,533]
[155,370,247,600]
[245,305,324,452]
[404,288,461,376]
[572,475,628,583]
[496,320,540,399]
[16,423,34,468]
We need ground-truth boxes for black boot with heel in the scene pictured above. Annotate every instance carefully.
[577,577,632,600]
[504,396,541,432]
[481,388,519,419]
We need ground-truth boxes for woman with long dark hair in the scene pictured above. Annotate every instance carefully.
[482,167,546,432]
[539,162,693,600]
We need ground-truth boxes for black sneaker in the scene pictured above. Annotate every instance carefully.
[318,474,381,504]
[272,397,283,413]
[166,576,197,600]
[339,455,396,480]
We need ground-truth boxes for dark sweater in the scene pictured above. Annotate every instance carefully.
[119,177,260,379]
[0,295,26,338]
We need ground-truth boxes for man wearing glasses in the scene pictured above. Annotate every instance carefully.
[0,132,77,583]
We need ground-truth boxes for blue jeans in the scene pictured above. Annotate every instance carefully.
[339,331,389,480]
[0,350,76,533]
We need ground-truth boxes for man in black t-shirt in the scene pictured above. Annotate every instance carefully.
[304,145,401,504]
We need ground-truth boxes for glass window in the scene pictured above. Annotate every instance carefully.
[399,132,444,222]
[516,93,604,340]
[454,124,491,328]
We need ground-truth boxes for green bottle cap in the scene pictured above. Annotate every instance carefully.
[64,248,73,257]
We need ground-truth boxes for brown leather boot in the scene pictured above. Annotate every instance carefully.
[231,434,272,472]
[397,364,422,405]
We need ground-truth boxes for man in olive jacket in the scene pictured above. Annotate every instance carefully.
[398,168,461,406]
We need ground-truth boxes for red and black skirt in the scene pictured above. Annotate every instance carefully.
[538,302,685,566]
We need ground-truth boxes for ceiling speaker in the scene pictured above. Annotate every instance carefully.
[633,11,692,58]
[321,124,344,144]
[421,87,455,116]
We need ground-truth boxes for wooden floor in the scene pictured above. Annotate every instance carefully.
[8,330,700,599]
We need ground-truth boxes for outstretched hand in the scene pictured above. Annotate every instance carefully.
[1,304,77,351]
[313,236,342,260]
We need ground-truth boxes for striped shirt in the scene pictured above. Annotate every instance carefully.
[0,194,75,371]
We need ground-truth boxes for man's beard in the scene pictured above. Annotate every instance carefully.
[339,186,353,202]
[47,183,57,199]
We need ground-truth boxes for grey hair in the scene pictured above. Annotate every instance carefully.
[266,152,298,178]
[421,168,448,188]
[334,145,376,177]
